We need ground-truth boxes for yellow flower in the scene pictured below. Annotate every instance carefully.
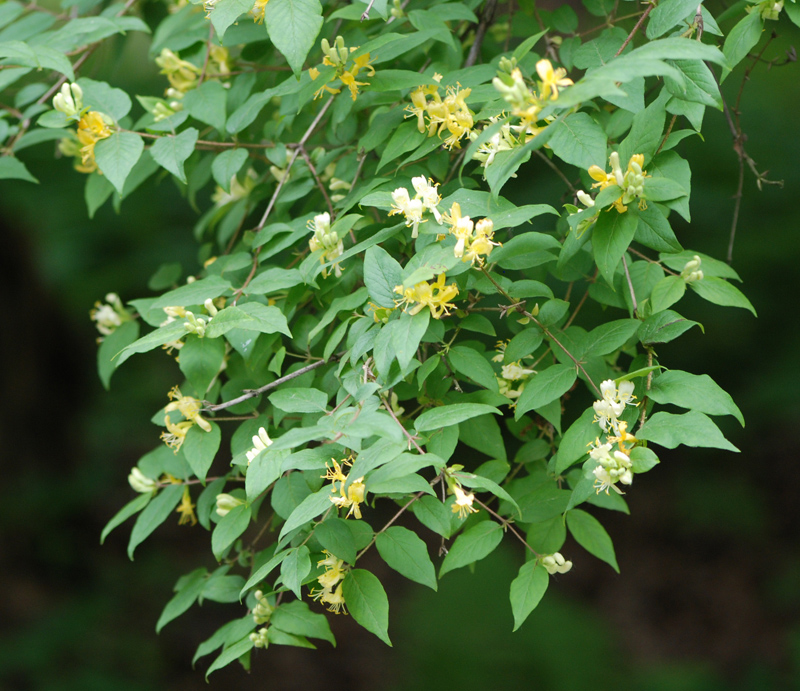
[311,551,349,614]
[535,59,573,101]
[339,53,375,101]
[451,485,479,519]
[394,273,459,319]
[164,386,212,431]
[176,487,197,526]
[251,0,269,22]
[75,111,112,172]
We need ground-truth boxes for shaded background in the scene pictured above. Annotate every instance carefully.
[1,13,799,691]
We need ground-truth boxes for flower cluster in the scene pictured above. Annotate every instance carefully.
[541,552,573,575]
[246,427,274,465]
[469,115,517,169]
[388,176,442,238]
[323,458,366,519]
[492,341,536,402]
[406,74,474,149]
[90,292,131,338]
[250,0,269,22]
[441,202,499,265]
[251,590,275,625]
[160,386,212,452]
[176,486,197,525]
[128,467,158,494]
[310,36,375,101]
[582,152,649,214]
[308,212,344,278]
[394,274,459,319]
[52,82,85,120]
[589,379,639,494]
[680,255,704,283]
[58,109,113,174]
[311,551,348,613]
[444,467,480,518]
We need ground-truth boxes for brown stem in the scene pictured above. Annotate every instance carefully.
[298,144,335,218]
[474,499,539,557]
[614,3,655,57]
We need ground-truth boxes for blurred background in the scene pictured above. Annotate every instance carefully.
[1,13,799,691]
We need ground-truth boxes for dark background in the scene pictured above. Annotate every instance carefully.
[1,16,799,691]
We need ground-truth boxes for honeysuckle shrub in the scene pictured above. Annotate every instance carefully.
[2,0,793,675]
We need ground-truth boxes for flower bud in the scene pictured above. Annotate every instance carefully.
[129,467,158,493]
[216,493,245,517]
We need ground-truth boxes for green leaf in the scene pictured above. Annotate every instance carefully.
[723,11,763,76]
[516,484,572,523]
[315,518,357,564]
[509,561,549,631]
[689,277,756,316]
[0,156,38,182]
[183,422,221,483]
[440,521,503,577]
[307,287,368,341]
[627,37,728,66]
[593,208,638,285]
[786,0,800,28]
[77,77,132,121]
[567,508,619,572]
[457,472,520,516]
[548,112,607,169]
[100,491,151,544]
[212,148,249,193]
[342,569,392,645]
[156,568,207,632]
[269,388,328,413]
[94,132,144,195]
[271,600,335,646]
[363,245,403,308]
[194,616,254,664]
[264,0,324,77]
[638,309,700,345]
[643,176,688,202]
[209,0,255,39]
[646,0,702,39]
[205,636,253,679]
[245,449,284,503]
[241,547,292,594]
[638,411,739,451]
[635,204,682,253]
[515,365,577,420]
[378,121,427,172]
[526,516,566,554]
[491,232,561,270]
[504,328,544,364]
[152,275,232,309]
[648,370,744,425]
[278,488,333,541]
[411,495,453,538]
[448,346,499,393]
[180,334,225,395]
[149,127,198,183]
[376,526,437,590]
[127,484,184,559]
[212,504,252,559]
[458,414,507,462]
[280,545,311,599]
[97,320,139,389]
[392,310,429,371]
[0,40,74,79]
[583,319,640,357]
[415,403,501,432]
[183,80,228,132]
[649,275,687,312]
[630,446,660,474]
[554,408,598,474]
[665,59,723,109]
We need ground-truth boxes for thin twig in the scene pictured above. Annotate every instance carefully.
[382,396,425,453]
[298,144,335,218]
[205,359,331,412]
[614,3,655,57]
[465,0,499,67]
[198,23,215,86]
[621,255,638,315]
[474,499,539,557]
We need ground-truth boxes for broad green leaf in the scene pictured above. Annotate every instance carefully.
[128,484,184,559]
[77,77,132,121]
[194,616,254,664]
[271,600,335,646]
[665,59,723,109]
[117,323,194,363]
[149,127,198,183]
[245,450,284,503]
[151,275,233,309]
[315,518,357,564]
[179,334,225,394]
[100,491,151,544]
[183,80,227,132]
[628,37,728,67]
[308,287,368,341]
[278,488,333,540]
[183,422,221,483]
[649,275,687,312]
[504,328,544,364]
[0,155,38,182]
[97,320,139,389]
[342,569,392,645]
[630,446,660,473]
[458,414,507,462]
[515,365,577,420]
[411,495,453,538]
[246,267,303,295]
[348,439,407,480]
[638,411,739,451]
[648,370,744,425]
[643,176,688,202]
[548,112,607,169]
[456,472,520,517]
[491,232,561,270]
[205,636,253,679]
[638,309,700,344]
[583,319,640,357]
[378,121,427,171]
[689,276,756,316]
[393,310,429,371]
[264,0,324,77]
[509,561,549,631]
[440,521,503,577]
[646,0,702,38]
[376,526,437,590]
[448,346,499,393]
[369,473,435,496]
[415,403,501,432]
[94,132,144,195]
[515,483,572,523]
[723,12,763,77]
[212,148,249,193]
[566,508,619,572]
[635,204,682,253]
[280,545,311,599]
[209,0,255,39]
[212,503,252,559]
[241,547,292,594]
[618,89,668,166]
[660,250,740,280]
[364,245,403,308]
[526,516,566,554]
[156,568,207,632]
[0,40,74,79]
[593,208,638,284]
[269,387,328,413]
[237,302,293,337]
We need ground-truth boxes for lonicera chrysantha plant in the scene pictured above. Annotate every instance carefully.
[2,0,793,675]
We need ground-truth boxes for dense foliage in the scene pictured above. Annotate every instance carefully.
[2,0,794,676]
